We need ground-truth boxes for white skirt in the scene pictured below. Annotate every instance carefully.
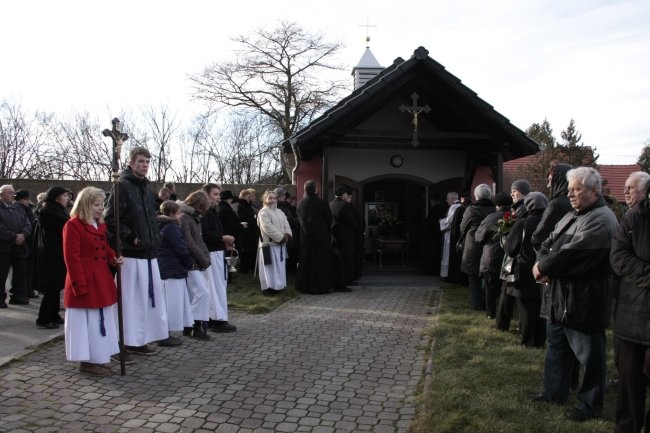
[206,251,228,321]
[117,258,168,346]
[161,278,194,331]
[65,304,119,364]
[257,244,287,291]
[186,269,210,321]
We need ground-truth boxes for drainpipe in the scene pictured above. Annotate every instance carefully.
[289,138,301,186]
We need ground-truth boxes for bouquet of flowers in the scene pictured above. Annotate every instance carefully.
[377,218,405,238]
[493,211,517,240]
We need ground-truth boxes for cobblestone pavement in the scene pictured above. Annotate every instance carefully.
[0,275,438,433]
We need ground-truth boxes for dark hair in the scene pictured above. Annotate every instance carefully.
[202,183,221,195]
[184,190,209,214]
[128,147,151,162]
[160,200,180,216]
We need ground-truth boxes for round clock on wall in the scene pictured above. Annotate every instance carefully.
[390,154,403,168]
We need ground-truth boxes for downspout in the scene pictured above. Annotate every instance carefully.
[290,138,301,185]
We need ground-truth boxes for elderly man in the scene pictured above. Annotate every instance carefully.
[624,171,650,209]
[531,167,618,422]
[0,184,32,307]
[611,182,650,433]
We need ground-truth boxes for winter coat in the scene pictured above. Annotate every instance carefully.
[330,197,358,254]
[611,200,650,345]
[297,194,332,249]
[475,206,510,275]
[34,202,69,292]
[238,199,259,254]
[537,197,618,332]
[277,200,300,248]
[179,203,210,270]
[460,199,495,276]
[157,215,193,280]
[258,204,292,246]
[218,201,242,240]
[201,206,226,252]
[0,200,31,256]
[503,208,544,299]
[105,166,161,259]
[63,217,117,309]
[531,163,573,250]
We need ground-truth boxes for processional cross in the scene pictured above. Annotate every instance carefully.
[399,92,431,147]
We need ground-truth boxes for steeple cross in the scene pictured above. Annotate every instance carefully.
[399,92,431,147]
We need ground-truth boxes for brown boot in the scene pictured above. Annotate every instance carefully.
[79,362,111,376]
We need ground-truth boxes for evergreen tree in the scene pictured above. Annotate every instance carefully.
[637,141,650,173]
[525,118,555,149]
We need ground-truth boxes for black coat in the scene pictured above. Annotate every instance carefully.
[475,206,510,275]
[531,163,573,250]
[201,207,226,252]
[503,208,544,299]
[460,199,495,276]
[297,194,332,249]
[611,201,650,345]
[218,201,242,241]
[330,197,358,254]
[105,166,161,259]
[34,202,69,292]
[157,216,193,279]
[238,199,259,254]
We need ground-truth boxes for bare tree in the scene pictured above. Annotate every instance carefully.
[0,100,52,179]
[141,105,180,182]
[190,21,348,141]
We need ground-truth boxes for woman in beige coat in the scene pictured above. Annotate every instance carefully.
[257,190,292,296]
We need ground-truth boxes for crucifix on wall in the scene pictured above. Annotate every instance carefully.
[399,92,431,147]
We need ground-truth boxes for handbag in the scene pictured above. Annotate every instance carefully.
[503,225,525,284]
[455,237,465,253]
[258,228,273,265]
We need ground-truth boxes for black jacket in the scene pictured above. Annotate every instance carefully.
[33,202,69,292]
[611,201,650,344]
[297,194,332,249]
[460,199,495,276]
[475,206,510,275]
[504,208,544,299]
[537,197,618,332]
[531,163,573,249]
[105,166,161,259]
[330,197,358,254]
[237,199,259,254]
[201,206,226,252]
[0,200,31,256]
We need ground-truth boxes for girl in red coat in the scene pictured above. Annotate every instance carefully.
[63,187,122,376]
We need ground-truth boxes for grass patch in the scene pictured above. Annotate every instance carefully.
[226,272,299,314]
[408,284,617,433]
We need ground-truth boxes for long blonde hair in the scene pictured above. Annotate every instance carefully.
[71,187,106,224]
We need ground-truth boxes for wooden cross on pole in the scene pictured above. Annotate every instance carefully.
[399,92,431,147]
[102,118,129,375]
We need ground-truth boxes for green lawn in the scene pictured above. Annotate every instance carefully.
[226,271,299,314]
[408,283,617,433]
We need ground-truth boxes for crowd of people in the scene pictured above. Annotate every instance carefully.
[0,147,363,377]
[440,164,650,430]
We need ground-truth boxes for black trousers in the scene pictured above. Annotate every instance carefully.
[37,290,61,324]
[495,281,515,331]
[483,273,500,317]
[516,297,546,348]
[616,339,650,433]
[0,252,28,300]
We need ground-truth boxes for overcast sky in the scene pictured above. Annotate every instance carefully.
[2,0,648,164]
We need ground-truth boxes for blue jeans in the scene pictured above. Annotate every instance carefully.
[542,322,606,416]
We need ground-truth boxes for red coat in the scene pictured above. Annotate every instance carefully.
[63,217,118,308]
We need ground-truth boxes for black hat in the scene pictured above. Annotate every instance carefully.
[493,192,513,207]
[220,189,235,201]
[335,185,352,196]
[45,186,70,203]
[510,179,531,196]
[14,189,30,201]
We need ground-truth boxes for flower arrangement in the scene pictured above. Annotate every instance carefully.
[377,217,405,238]
[493,211,517,240]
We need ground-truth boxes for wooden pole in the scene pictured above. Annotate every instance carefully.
[102,118,129,376]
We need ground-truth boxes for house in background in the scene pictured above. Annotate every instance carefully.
[281,46,539,261]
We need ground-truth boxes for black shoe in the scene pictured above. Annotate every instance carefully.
[28,291,40,299]
[54,315,65,325]
[157,336,183,347]
[565,407,598,422]
[211,321,237,333]
[183,327,193,336]
[110,352,136,365]
[262,288,275,297]
[0,300,7,308]
[334,287,353,293]
[9,297,29,305]
[192,326,211,340]
[125,344,157,355]
[36,321,59,329]
[528,392,563,405]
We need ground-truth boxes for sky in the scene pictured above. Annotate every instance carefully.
[1,0,649,164]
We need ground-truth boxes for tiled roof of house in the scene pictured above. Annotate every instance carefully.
[599,164,641,202]
[503,153,641,203]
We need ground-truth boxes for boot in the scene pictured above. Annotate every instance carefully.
[192,321,210,340]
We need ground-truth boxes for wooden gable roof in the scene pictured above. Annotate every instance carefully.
[282,46,539,161]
